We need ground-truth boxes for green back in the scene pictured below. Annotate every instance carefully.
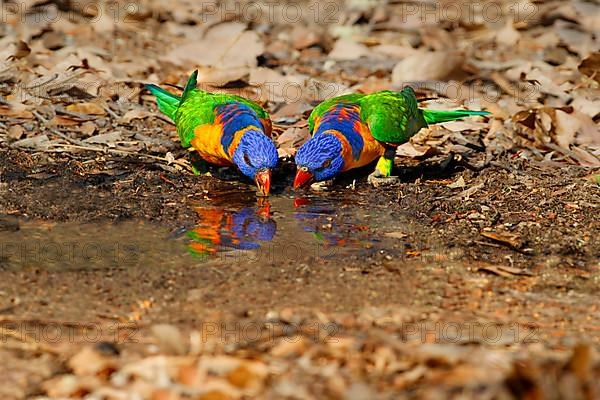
[174,90,270,148]
[360,89,427,144]
[307,89,427,145]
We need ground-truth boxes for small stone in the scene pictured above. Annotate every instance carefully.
[7,125,24,140]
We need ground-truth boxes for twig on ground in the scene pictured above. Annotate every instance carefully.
[32,110,86,146]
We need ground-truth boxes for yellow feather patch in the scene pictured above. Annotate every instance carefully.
[190,124,232,166]
[325,123,385,172]
[355,121,385,169]
[225,126,262,158]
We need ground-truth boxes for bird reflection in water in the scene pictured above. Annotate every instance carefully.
[292,197,367,248]
[187,198,276,258]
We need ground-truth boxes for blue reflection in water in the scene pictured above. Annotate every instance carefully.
[187,202,276,257]
[185,196,371,259]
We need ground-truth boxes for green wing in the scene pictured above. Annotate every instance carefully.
[306,87,489,146]
[175,91,271,148]
[307,93,365,134]
[146,70,269,148]
[359,88,427,145]
[174,90,219,148]
[175,75,270,144]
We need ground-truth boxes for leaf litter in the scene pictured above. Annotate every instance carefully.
[0,0,599,398]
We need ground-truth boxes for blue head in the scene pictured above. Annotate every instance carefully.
[294,134,345,188]
[232,130,279,196]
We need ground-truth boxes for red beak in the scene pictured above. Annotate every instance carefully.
[255,169,271,196]
[293,168,314,189]
[293,197,311,208]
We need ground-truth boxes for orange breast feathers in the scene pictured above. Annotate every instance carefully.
[190,123,232,166]
[325,121,385,172]
[353,120,385,168]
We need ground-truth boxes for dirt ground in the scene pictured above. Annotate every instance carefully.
[1,0,599,398]
[1,148,599,398]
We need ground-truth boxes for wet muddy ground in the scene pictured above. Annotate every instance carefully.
[1,0,599,395]
[1,148,599,397]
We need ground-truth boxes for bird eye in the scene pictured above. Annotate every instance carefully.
[243,152,255,168]
[315,158,332,172]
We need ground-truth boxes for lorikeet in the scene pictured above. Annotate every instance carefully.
[293,88,490,188]
[146,71,278,196]
[187,204,275,258]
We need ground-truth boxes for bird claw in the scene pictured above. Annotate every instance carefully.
[368,171,399,187]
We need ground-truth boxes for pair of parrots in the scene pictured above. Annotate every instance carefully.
[146,71,490,196]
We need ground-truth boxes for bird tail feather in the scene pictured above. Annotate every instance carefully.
[144,84,180,121]
[422,109,490,125]
[181,70,198,102]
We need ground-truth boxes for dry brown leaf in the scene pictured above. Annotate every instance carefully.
[570,90,600,119]
[554,109,579,148]
[7,125,24,140]
[525,67,571,101]
[447,176,466,189]
[573,111,600,146]
[570,146,600,166]
[12,134,49,149]
[371,44,416,59]
[270,337,308,357]
[83,132,123,144]
[80,121,96,136]
[66,102,105,116]
[392,51,463,83]
[50,115,82,126]
[353,76,392,94]
[249,68,307,103]
[10,41,31,60]
[271,101,313,121]
[481,231,522,249]
[328,39,370,61]
[165,23,264,69]
[476,264,533,278]
[578,52,600,83]
[395,142,434,158]
[290,26,321,50]
[495,21,520,47]
[0,106,33,119]
[449,183,484,200]
[42,374,101,398]
[277,126,309,158]
[197,67,250,87]
[556,25,596,57]
[120,109,154,124]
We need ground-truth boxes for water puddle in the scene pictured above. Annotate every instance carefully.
[0,192,424,270]
[182,194,383,261]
